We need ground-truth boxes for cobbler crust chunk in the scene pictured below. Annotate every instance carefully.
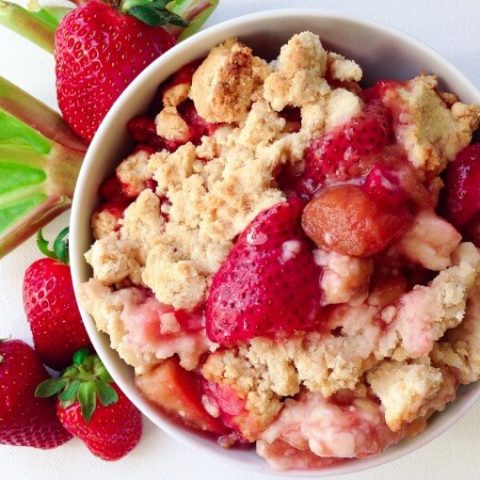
[79,31,480,470]
[384,75,480,176]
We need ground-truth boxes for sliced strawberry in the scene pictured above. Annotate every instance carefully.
[132,143,156,155]
[206,198,324,345]
[178,100,220,145]
[294,101,392,196]
[302,183,411,257]
[135,358,228,435]
[440,144,480,228]
[362,79,401,102]
[98,175,132,203]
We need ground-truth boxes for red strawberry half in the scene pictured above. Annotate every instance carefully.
[23,228,91,370]
[206,198,324,345]
[0,339,72,449]
[441,144,480,228]
[36,348,142,461]
[288,101,392,196]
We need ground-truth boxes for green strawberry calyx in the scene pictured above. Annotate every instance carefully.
[37,227,70,264]
[35,348,119,422]
[121,0,188,27]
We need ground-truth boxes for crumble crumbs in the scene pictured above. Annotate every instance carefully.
[91,208,119,240]
[367,359,443,431]
[432,278,480,384]
[385,75,480,176]
[155,105,190,141]
[189,38,256,123]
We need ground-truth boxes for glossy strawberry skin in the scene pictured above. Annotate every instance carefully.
[57,384,142,461]
[293,101,392,196]
[206,198,324,345]
[23,258,91,370]
[441,144,480,228]
[55,0,176,142]
[0,340,72,449]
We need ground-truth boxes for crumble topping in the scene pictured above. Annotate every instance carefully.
[367,360,444,431]
[120,189,165,265]
[264,32,330,111]
[189,38,256,123]
[91,208,119,240]
[393,209,462,271]
[85,233,142,286]
[385,75,480,175]
[378,242,480,359]
[432,278,480,384]
[327,51,363,82]
[202,303,381,409]
[313,248,373,304]
[116,150,152,196]
[155,105,190,141]
[163,82,190,107]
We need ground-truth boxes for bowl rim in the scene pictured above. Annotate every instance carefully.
[70,8,480,477]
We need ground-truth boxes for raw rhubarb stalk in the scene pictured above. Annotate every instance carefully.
[0,76,86,258]
[0,1,71,53]
[167,0,218,39]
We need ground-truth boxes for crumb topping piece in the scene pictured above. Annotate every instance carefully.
[432,278,480,384]
[91,208,120,240]
[367,360,444,431]
[386,75,480,175]
[393,209,462,271]
[378,242,480,359]
[190,38,256,123]
[264,32,330,111]
[313,248,373,305]
[327,52,363,82]
[155,106,190,142]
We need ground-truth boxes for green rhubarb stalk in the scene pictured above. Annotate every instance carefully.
[0,76,86,258]
[0,1,71,53]
[168,0,218,40]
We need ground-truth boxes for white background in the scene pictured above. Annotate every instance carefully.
[1,0,480,479]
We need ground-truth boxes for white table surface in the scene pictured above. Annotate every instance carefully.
[2,0,480,478]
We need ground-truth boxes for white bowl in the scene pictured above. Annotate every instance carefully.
[70,9,480,477]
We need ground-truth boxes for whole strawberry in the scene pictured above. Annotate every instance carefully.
[23,228,91,371]
[0,339,72,448]
[55,0,185,142]
[37,348,142,460]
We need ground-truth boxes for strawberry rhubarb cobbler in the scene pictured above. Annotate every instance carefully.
[78,32,480,470]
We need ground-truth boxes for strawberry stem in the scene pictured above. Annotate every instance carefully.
[0,76,86,259]
[0,1,69,54]
[37,227,69,264]
[36,350,119,423]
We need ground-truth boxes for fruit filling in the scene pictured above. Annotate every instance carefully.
[78,31,480,470]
